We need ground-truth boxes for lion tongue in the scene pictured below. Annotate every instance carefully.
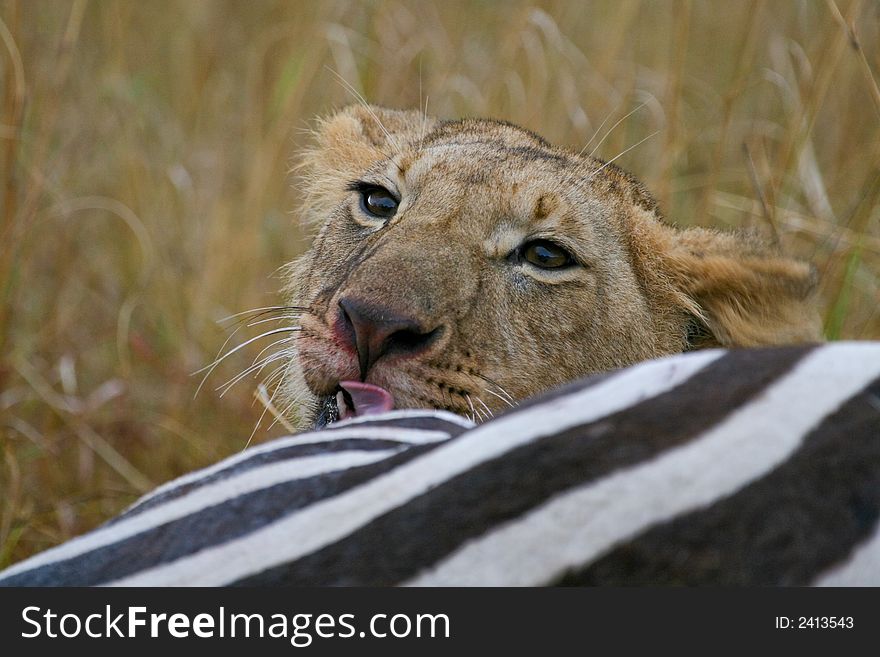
[337,381,394,420]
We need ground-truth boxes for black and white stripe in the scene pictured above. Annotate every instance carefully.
[1,343,878,586]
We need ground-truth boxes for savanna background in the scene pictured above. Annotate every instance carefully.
[1,0,878,566]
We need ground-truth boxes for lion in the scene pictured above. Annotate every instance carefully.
[278,105,821,428]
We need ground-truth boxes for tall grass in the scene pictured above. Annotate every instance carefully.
[1,0,878,565]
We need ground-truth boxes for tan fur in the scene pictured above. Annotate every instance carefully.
[281,105,821,427]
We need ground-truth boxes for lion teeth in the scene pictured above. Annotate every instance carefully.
[337,389,355,420]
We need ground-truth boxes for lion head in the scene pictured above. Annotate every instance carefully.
[279,105,820,428]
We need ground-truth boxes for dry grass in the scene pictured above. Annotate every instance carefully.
[1,0,878,566]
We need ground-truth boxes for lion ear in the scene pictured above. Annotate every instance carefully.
[296,105,436,223]
[330,104,435,151]
[658,226,822,348]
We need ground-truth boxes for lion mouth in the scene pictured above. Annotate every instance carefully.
[313,380,395,429]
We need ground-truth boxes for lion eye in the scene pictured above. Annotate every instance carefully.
[520,240,574,269]
[360,186,398,219]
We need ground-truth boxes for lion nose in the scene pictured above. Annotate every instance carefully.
[338,297,441,380]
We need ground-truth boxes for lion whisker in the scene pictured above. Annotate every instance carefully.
[217,352,289,397]
[421,93,430,143]
[464,393,478,424]
[218,305,302,323]
[467,394,487,423]
[583,101,648,160]
[251,335,295,365]
[578,103,618,157]
[474,395,494,420]
[194,327,301,375]
[195,308,299,403]
[588,131,659,179]
[326,67,402,157]
[482,386,516,410]
[470,371,517,407]
[261,362,290,392]
[193,327,301,398]
[219,306,307,330]
[245,314,300,329]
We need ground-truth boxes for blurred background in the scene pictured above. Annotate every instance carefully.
[1,0,878,565]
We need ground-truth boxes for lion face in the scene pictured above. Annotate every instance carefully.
[281,106,820,428]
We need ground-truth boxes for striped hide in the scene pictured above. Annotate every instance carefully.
[1,342,879,586]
